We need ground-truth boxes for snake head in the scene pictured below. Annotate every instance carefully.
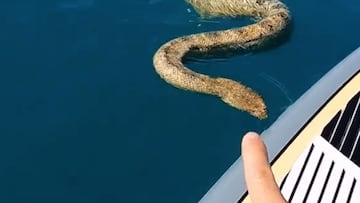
[216,78,268,119]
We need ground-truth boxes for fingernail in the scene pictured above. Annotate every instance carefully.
[245,131,259,139]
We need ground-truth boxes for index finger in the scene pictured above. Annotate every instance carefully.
[241,132,287,203]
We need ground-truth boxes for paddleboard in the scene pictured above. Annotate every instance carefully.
[200,46,360,203]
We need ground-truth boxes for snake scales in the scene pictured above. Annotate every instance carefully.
[153,0,290,119]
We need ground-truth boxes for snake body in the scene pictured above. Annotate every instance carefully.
[153,0,290,119]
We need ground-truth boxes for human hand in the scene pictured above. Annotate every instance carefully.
[242,132,288,203]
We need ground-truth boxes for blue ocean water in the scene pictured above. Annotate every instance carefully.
[1,0,360,202]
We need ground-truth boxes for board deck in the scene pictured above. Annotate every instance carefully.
[200,46,360,203]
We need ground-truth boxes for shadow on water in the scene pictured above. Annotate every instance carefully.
[182,18,294,63]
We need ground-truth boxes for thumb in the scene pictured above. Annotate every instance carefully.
[242,132,287,203]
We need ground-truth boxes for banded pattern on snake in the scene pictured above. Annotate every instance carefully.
[153,0,291,119]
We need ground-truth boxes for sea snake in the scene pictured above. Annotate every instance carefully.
[153,0,291,119]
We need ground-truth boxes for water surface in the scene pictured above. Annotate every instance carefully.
[0,0,360,202]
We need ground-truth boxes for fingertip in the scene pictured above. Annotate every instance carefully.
[243,131,259,142]
[241,131,268,166]
[244,131,260,139]
[241,131,264,153]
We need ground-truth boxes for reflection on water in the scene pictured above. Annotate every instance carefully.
[259,72,293,104]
